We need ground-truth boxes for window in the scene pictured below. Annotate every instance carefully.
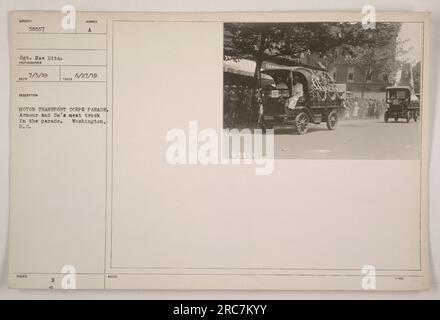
[347,67,354,82]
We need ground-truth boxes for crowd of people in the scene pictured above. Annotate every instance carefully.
[342,97,387,120]
[223,85,263,128]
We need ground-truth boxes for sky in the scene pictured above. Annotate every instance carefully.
[397,22,423,65]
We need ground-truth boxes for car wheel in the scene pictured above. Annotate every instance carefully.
[413,110,420,122]
[294,112,309,135]
[326,110,338,130]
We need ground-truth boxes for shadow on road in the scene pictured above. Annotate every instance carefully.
[271,126,331,135]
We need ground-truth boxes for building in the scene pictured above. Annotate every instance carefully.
[300,51,395,99]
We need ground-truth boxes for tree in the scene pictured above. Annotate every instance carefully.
[412,61,421,94]
[224,22,402,97]
[341,23,402,98]
[224,23,345,88]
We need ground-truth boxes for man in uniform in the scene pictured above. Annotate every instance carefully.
[227,85,239,127]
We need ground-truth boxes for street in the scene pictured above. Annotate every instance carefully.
[271,118,421,159]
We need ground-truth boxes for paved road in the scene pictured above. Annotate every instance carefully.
[270,118,421,159]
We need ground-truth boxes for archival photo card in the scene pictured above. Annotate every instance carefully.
[8,11,431,290]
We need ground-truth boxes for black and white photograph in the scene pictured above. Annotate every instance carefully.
[223,22,423,159]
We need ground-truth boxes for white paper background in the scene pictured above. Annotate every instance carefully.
[0,0,439,299]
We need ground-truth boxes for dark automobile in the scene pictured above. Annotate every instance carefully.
[259,65,345,134]
[384,86,420,123]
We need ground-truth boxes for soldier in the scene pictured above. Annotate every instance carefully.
[238,85,247,124]
[244,87,254,125]
[223,85,230,127]
[254,89,264,125]
[227,85,239,127]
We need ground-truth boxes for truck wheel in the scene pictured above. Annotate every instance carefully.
[413,110,420,122]
[294,112,309,135]
[326,110,338,130]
